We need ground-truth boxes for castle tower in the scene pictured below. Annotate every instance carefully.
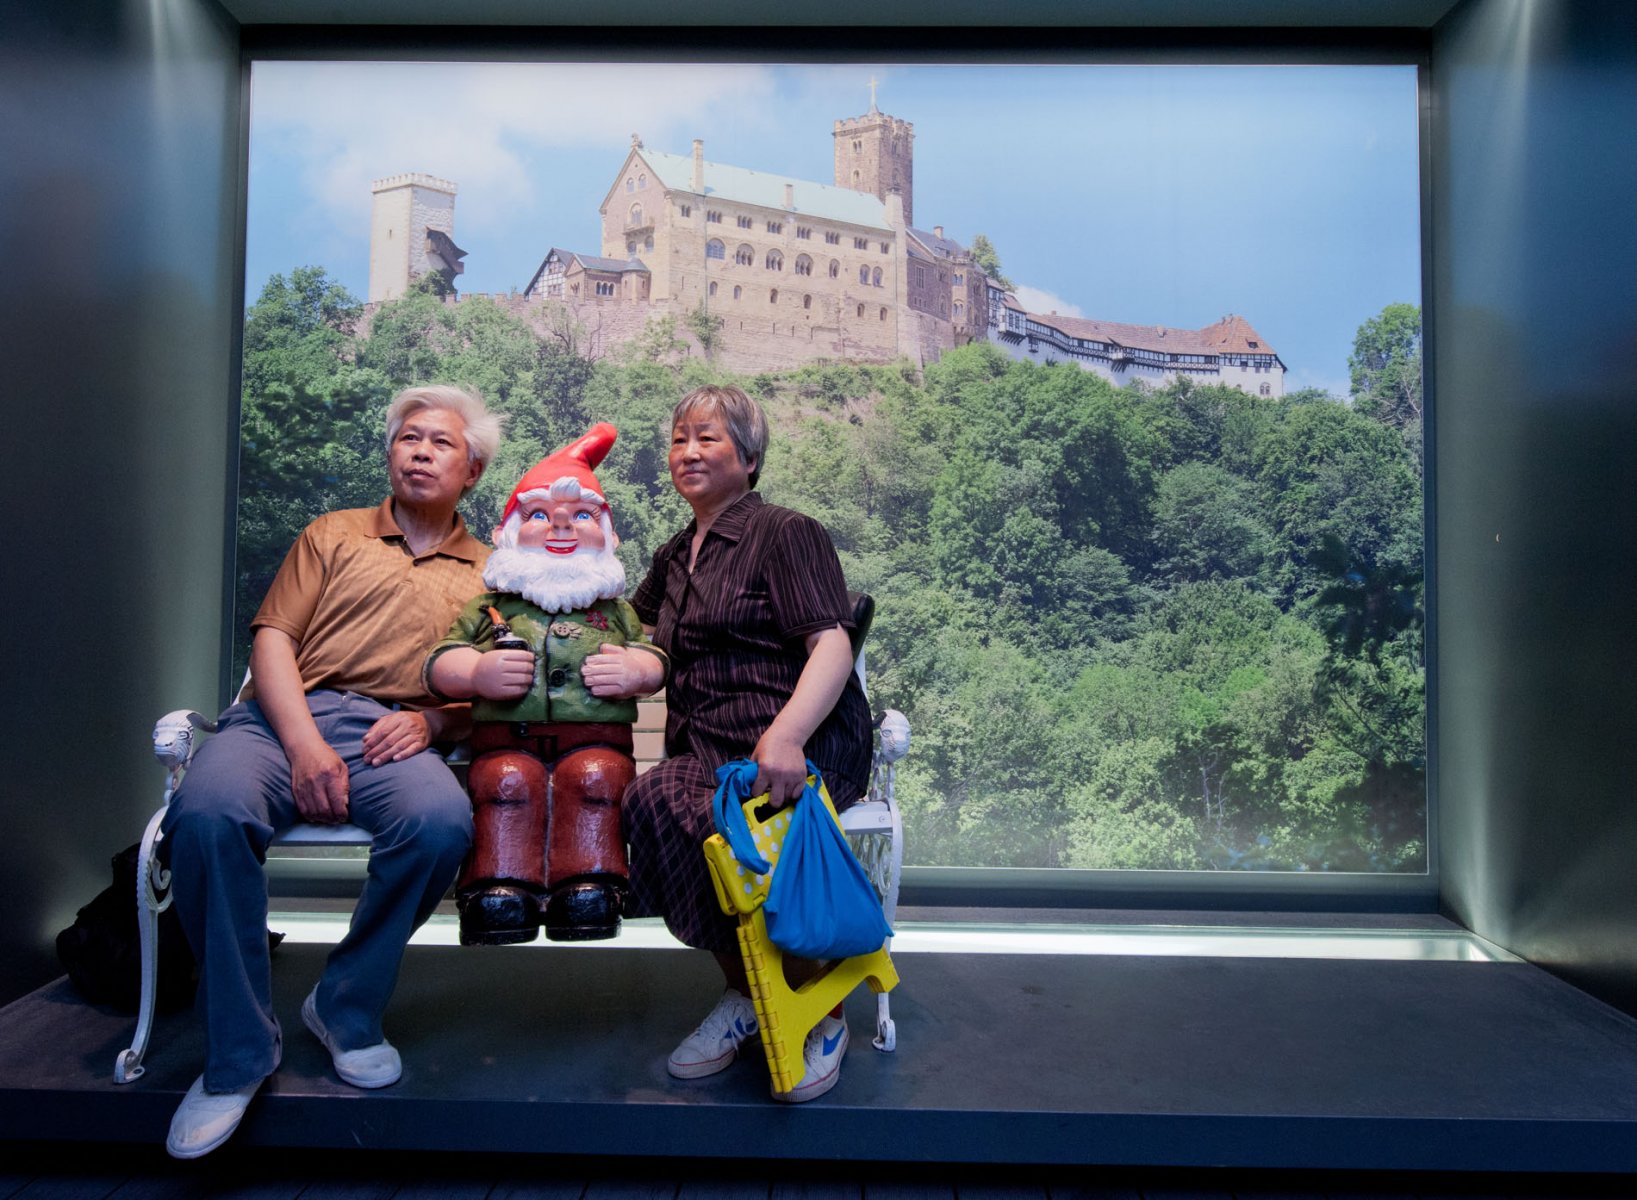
[369,173,459,303]
[834,90,914,227]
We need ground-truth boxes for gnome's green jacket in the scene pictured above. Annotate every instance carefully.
[425,593,665,724]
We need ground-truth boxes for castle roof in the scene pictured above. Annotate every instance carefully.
[908,227,966,260]
[638,149,892,232]
[525,248,649,296]
[1027,311,1280,360]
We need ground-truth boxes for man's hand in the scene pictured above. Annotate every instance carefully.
[751,727,809,809]
[472,649,535,700]
[290,741,350,823]
[582,643,666,700]
[361,710,432,767]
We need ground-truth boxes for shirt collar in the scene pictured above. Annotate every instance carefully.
[697,490,762,544]
[367,497,487,563]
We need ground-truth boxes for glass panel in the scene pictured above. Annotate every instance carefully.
[241,61,1424,889]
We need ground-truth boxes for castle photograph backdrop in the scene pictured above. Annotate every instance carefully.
[240,61,1426,875]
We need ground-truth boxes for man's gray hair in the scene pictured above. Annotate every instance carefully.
[385,384,504,473]
[672,385,769,488]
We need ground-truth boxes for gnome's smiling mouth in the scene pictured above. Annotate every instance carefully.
[542,541,578,555]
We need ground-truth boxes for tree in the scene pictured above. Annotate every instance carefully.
[1349,302,1423,468]
[234,269,386,679]
[1149,462,1273,587]
[968,233,1015,290]
[684,303,722,361]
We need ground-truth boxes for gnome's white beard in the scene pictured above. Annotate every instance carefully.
[483,544,627,615]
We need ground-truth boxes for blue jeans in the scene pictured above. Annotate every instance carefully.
[162,690,472,1091]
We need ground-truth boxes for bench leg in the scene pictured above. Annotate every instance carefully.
[874,990,897,1053]
[115,806,172,1084]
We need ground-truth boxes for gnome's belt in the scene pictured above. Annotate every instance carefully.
[470,721,634,763]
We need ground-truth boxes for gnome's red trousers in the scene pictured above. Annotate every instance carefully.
[459,722,634,928]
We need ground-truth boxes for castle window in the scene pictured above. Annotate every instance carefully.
[644,235,654,251]
[857,303,865,317]
[706,238,725,260]
[854,237,868,250]
[770,289,779,304]
[767,220,783,234]
[737,215,753,229]
[629,203,644,226]
[707,210,722,224]
[709,281,718,297]
[626,241,636,255]
[736,244,754,267]
[765,250,784,271]
[795,254,813,276]
[954,272,964,286]
[638,173,647,190]
[680,204,692,217]
[829,260,840,278]
[880,242,889,254]
[796,227,811,240]
[914,266,925,285]
[859,265,870,284]
[825,232,840,245]
[803,294,812,310]
[1249,341,1259,349]
[596,281,615,296]
[852,170,861,186]
[955,301,964,318]
[1259,382,1271,395]
[880,307,887,321]
[625,178,634,193]
[852,139,862,154]
[872,267,883,287]
[733,285,742,301]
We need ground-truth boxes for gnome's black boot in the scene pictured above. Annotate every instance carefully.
[542,877,625,942]
[458,884,542,946]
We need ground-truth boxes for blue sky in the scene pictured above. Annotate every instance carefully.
[247,61,1421,397]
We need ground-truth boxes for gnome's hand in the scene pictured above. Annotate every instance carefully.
[474,649,536,700]
[582,643,666,700]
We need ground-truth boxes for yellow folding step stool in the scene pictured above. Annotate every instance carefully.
[703,778,899,1095]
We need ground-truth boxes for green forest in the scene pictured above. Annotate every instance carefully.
[237,268,1426,873]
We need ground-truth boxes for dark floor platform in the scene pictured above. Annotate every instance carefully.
[5,933,1637,1174]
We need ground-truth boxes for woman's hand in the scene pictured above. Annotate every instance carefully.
[582,643,666,699]
[751,727,810,808]
[361,710,431,767]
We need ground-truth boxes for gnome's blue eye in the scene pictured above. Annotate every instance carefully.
[527,511,547,521]
[575,511,593,521]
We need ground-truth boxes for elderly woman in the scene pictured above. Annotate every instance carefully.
[582,384,870,1103]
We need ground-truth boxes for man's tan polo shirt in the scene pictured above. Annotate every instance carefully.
[249,498,489,708]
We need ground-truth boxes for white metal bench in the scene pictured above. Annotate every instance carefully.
[117,609,908,1084]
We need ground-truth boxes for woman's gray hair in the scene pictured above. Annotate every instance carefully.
[672,385,769,488]
[384,385,504,480]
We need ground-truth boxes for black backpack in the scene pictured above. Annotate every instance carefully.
[56,843,199,1013]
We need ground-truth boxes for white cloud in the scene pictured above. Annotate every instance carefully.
[250,61,777,236]
[1011,285,1083,319]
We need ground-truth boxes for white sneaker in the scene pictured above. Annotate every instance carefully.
[666,989,759,1079]
[165,1059,273,1160]
[302,987,402,1088]
[772,1013,848,1103]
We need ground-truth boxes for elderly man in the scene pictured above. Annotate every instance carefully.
[161,384,501,1159]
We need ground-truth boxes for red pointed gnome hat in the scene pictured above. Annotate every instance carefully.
[499,422,617,527]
